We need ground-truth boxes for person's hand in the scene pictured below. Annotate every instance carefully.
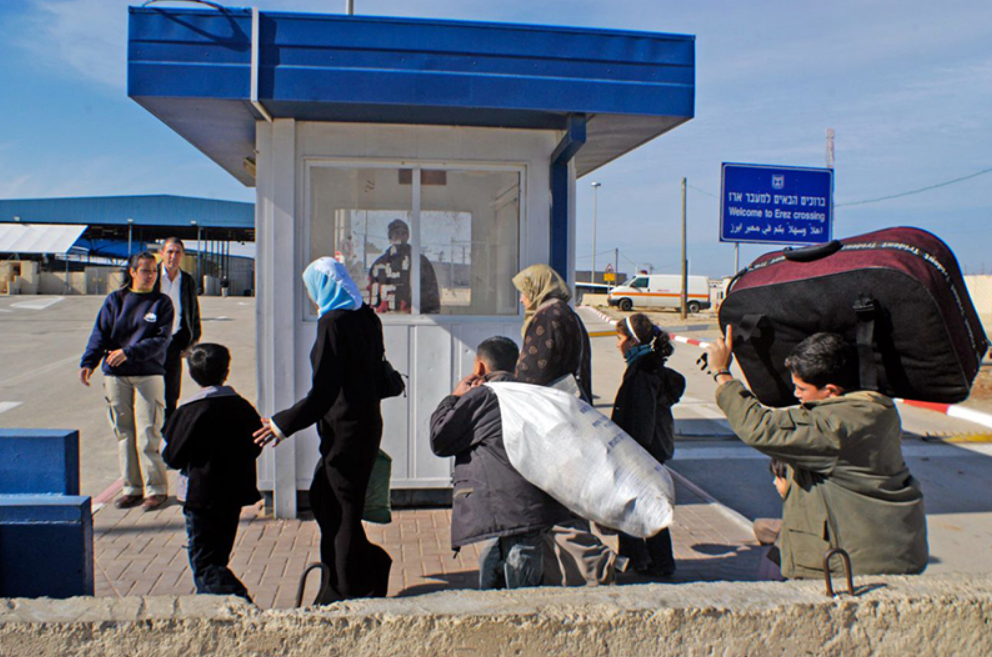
[79,367,93,387]
[253,418,284,447]
[453,374,481,397]
[706,324,734,373]
[105,349,128,367]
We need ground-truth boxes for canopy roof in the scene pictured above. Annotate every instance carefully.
[128,7,695,187]
[0,223,87,255]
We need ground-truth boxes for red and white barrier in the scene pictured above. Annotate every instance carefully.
[580,305,992,431]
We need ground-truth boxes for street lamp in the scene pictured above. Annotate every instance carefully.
[126,218,134,257]
[590,182,601,284]
[191,220,201,289]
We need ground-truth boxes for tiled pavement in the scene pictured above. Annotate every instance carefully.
[93,473,775,610]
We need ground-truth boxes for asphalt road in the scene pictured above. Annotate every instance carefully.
[0,294,257,497]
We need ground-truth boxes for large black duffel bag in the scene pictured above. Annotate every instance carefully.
[719,226,989,407]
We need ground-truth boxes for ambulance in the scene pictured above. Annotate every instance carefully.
[607,274,711,313]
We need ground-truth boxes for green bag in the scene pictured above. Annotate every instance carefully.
[363,449,393,524]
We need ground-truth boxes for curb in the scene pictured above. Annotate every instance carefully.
[579,305,992,431]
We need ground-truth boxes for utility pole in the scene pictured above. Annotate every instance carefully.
[614,248,619,290]
[590,182,601,284]
[680,177,688,320]
[826,128,835,169]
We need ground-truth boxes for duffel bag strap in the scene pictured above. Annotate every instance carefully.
[737,314,767,342]
[853,296,878,392]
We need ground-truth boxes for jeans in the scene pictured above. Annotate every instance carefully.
[478,531,544,590]
[183,506,251,601]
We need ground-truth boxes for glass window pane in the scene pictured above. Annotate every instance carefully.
[309,167,414,315]
[420,169,520,316]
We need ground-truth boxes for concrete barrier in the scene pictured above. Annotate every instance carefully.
[2,575,990,656]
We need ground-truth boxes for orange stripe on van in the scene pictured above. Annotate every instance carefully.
[614,292,709,299]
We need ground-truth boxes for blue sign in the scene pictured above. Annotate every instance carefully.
[720,163,833,245]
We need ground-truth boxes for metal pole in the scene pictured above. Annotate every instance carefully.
[614,248,619,291]
[591,182,601,284]
[826,128,835,169]
[735,243,740,273]
[346,0,354,14]
[127,218,133,257]
[681,177,687,320]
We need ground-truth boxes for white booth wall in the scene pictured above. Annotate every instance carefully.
[254,119,576,517]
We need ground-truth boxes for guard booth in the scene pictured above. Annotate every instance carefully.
[127,7,694,516]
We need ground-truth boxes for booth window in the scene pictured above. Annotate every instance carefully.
[309,165,520,317]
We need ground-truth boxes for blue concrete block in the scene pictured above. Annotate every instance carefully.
[0,495,94,598]
[0,429,80,495]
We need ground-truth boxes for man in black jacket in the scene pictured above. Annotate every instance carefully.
[430,336,572,589]
[159,237,202,421]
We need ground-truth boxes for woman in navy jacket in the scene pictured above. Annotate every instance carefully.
[253,257,392,603]
[79,252,174,510]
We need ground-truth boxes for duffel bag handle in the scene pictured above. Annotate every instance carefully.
[783,240,842,262]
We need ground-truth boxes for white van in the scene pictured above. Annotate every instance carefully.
[607,274,711,313]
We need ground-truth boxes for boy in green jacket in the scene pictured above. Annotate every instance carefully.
[707,329,928,579]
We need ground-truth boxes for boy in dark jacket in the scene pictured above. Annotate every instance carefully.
[162,344,262,601]
[430,337,572,589]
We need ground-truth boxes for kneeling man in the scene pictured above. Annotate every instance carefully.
[707,329,928,578]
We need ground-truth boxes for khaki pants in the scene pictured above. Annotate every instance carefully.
[104,375,168,497]
[543,518,617,586]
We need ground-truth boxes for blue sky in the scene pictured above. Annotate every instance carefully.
[1,0,990,278]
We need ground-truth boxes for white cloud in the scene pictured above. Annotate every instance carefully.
[16,0,130,91]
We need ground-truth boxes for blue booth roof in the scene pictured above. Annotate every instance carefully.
[128,7,695,186]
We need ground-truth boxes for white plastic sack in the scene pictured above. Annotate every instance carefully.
[487,382,675,538]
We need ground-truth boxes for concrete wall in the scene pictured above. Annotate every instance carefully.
[965,275,992,316]
[2,575,990,656]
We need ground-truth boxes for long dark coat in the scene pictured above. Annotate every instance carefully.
[611,354,686,464]
[272,304,392,600]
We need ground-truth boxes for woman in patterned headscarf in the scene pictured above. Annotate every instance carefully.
[254,257,392,603]
[511,264,615,586]
[512,264,592,401]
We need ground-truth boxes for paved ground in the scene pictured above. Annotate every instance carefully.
[93,471,770,609]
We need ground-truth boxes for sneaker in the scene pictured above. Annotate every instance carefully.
[142,494,168,511]
[114,494,143,509]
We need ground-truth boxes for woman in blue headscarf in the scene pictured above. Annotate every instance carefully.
[254,257,392,602]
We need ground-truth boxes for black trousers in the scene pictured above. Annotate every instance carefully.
[309,448,392,603]
[163,338,187,423]
[619,528,675,574]
[183,506,251,601]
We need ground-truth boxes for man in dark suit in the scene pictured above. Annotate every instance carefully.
[160,237,202,422]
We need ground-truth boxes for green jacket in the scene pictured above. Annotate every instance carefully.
[716,380,928,579]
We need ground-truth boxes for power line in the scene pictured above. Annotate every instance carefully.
[688,184,719,199]
[836,166,992,207]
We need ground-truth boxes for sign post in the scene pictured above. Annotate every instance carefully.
[720,163,833,246]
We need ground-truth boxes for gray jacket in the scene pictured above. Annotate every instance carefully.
[429,372,572,548]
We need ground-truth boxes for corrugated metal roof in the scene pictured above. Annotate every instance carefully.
[0,224,87,254]
[127,8,695,186]
[0,195,253,229]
